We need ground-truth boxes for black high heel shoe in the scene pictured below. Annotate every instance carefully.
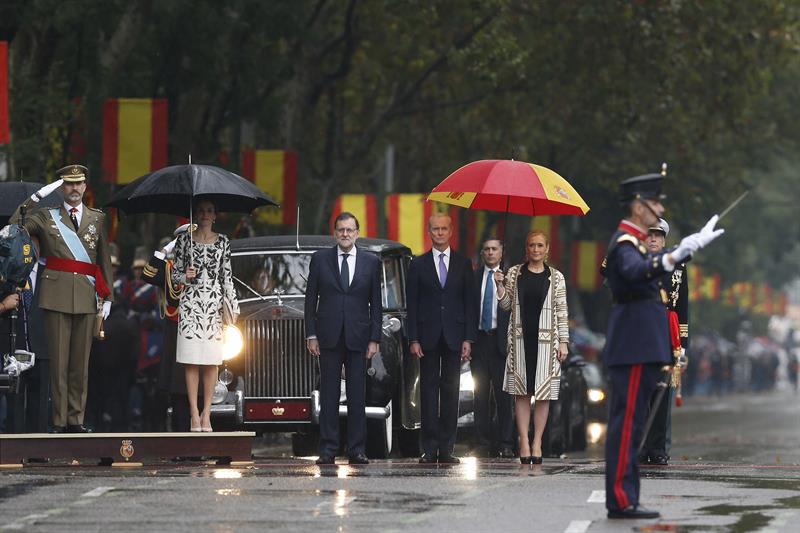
[531,456,543,465]
[520,456,532,464]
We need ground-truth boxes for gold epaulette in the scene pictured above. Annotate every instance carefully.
[617,234,647,255]
[680,323,688,337]
[86,206,104,213]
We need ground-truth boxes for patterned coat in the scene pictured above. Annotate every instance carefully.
[498,264,569,399]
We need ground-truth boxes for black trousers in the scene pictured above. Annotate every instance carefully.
[605,363,662,511]
[643,374,672,457]
[472,330,513,450]
[318,335,367,457]
[419,335,461,457]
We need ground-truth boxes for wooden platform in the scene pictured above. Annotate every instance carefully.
[0,432,255,467]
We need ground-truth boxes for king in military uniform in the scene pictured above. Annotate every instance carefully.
[601,168,722,519]
[12,164,114,433]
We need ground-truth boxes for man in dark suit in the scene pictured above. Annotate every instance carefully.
[305,212,382,465]
[406,213,477,464]
[471,238,514,458]
[601,170,723,519]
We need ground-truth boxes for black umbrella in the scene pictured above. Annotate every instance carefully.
[105,164,279,217]
[0,181,65,226]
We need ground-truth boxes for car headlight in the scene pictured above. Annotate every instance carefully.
[223,325,243,360]
[212,380,228,404]
[460,370,474,392]
[588,388,605,403]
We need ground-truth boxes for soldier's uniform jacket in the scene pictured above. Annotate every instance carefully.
[142,254,181,322]
[11,202,114,314]
[600,220,672,367]
[659,262,689,351]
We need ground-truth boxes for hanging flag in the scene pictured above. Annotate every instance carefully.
[0,41,9,144]
[699,272,720,300]
[530,216,561,265]
[102,98,168,184]
[241,149,297,225]
[754,284,774,315]
[689,265,702,302]
[570,240,606,291]
[330,194,378,237]
[776,293,788,315]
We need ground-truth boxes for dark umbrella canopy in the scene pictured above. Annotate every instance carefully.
[106,164,279,217]
[0,181,65,226]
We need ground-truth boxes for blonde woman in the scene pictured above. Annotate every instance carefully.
[494,230,569,464]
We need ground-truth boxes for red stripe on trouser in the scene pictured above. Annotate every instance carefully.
[613,364,642,509]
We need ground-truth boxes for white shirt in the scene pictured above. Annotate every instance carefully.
[64,202,83,227]
[434,247,451,274]
[337,246,356,285]
[479,265,498,330]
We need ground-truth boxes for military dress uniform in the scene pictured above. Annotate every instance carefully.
[642,257,689,464]
[11,165,113,432]
[601,174,672,517]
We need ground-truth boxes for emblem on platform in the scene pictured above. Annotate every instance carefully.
[272,407,285,416]
[120,439,135,460]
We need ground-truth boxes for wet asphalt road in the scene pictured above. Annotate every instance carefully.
[1,390,799,532]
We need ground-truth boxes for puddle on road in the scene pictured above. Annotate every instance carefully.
[0,477,58,500]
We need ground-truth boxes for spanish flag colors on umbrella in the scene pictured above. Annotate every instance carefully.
[428,159,589,216]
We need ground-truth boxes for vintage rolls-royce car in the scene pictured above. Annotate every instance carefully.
[210,235,421,458]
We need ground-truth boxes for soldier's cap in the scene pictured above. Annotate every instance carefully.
[619,172,665,205]
[132,258,147,269]
[174,222,196,236]
[111,255,121,267]
[56,164,88,183]
[648,218,670,236]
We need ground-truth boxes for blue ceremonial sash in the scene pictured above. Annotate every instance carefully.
[49,208,98,300]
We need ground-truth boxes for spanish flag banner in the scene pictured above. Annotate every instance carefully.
[0,41,9,144]
[464,210,506,259]
[241,149,297,225]
[386,194,460,255]
[699,272,720,301]
[689,266,702,302]
[570,241,606,291]
[754,284,774,315]
[530,216,560,265]
[102,98,168,184]
[330,194,378,237]
[776,293,788,315]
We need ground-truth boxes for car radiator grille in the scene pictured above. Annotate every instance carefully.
[244,318,318,398]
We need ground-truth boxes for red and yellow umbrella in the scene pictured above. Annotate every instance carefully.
[428,159,589,216]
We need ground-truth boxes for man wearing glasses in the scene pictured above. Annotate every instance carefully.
[305,212,382,465]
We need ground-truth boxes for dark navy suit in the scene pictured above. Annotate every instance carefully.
[472,266,513,451]
[406,248,477,457]
[304,245,382,457]
[601,222,672,512]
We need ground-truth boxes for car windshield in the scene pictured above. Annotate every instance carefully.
[231,252,312,300]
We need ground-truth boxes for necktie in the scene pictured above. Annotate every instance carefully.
[340,252,350,289]
[69,207,79,231]
[438,252,447,287]
[481,269,494,331]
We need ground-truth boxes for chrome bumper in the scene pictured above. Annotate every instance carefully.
[310,390,391,424]
[210,388,244,425]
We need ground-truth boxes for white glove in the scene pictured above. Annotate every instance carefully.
[671,234,701,264]
[670,215,725,264]
[102,300,112,320]
[30,179,64,202]
[162,238,177,255]
[696,214,725,247]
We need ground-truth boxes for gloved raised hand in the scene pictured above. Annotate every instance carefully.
[162,238,177,255]
[671,215,725,264]
[30,179,64,202]
[102,300,112,320]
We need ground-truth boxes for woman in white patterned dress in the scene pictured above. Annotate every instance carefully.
[495,230,569,464]
[172,199,239,432]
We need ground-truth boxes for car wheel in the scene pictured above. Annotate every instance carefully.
[291,428,320,457]
[365,401,392,459]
